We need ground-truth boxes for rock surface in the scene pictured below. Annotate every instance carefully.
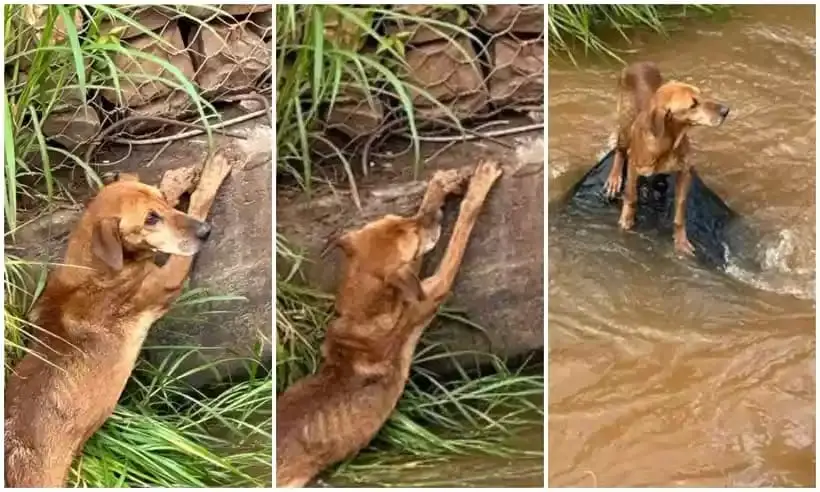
[125,91,194,133]
[323,88,385,138]
[276,128,545,372]
[489,37,545,105]
[101,22,195,107]
[386,5,471,46]
[41,103,101,149]
[96,7,175,40]
[404,36,489,118]
[191,21,270,98]
[477,5,545,34]
[12,112,273,388]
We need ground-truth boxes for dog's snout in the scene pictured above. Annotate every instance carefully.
[195,222,212,241]
[719,105,730,118]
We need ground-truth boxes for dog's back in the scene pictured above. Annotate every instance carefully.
[614,62,664,149]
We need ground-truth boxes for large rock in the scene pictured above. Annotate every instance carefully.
[101,22,196,108]
[96,7,175,40]
[41,103,101,149]
[323,88,385,139]
[124,91,194,133]
[221,4,272,17]
[404,36,489,119]
[276,131,544,372]
[11,113,273,388]
[385,5,473,46]
[488,36,545,105]
[477,5,544,34]
[247,9,273,40]
[180,4,271,19]
[191,21,271,99]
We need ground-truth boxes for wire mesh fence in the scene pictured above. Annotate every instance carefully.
[5,4,272,167]
[306,4,545,178]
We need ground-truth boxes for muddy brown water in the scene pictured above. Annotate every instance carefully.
[548,6,815,487]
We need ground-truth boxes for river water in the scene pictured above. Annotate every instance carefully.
[548,6,815,487]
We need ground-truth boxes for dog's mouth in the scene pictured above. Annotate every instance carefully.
[146,238,203,256]
[145,220,212,256]
[708,104,731,126]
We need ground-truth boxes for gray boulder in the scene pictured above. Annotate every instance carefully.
[276,132,544,373]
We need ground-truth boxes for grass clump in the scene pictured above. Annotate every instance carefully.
[4,264,273,487]
[73,345,271,487]
[548,4,730,63]
[276,236,544,487]
[275,5,474,195]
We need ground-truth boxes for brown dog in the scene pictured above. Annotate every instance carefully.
[603,61,730,254]
[4,150,235,487]
[276,161,502,487]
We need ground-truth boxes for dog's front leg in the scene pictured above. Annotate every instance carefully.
[673,166,695,255]
[618,162,638,230]
[603,148,626,198]
[414,168,470,222]
[149,149,235,291]
[421,161,502,302]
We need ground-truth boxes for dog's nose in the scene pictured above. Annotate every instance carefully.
[195,222,212,241]
[719,105,730,118]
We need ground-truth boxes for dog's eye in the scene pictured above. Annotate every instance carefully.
[144,211,161,226]
[690,99,699,109]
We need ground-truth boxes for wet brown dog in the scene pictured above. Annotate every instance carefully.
[276,161,503,487]
[603,61,730,254]
[4,150,235,487]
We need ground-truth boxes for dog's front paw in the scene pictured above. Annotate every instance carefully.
[471,160,503,187]
[602,174,622,199]
[199,148,235,190]
[462,160,503,210]
[618,206,635,230]
[674,229,695,256]
[159,166,199,207]
[430,169,469,196]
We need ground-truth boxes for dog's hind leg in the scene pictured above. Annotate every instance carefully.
[421,161,502,302]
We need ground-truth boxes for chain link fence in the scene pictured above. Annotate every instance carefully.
[313,4,544,176]
[7,5,272,163]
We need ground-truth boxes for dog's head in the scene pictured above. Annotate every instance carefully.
[650,81,730,136]
[86,173,212,271]
[322,211,443,302]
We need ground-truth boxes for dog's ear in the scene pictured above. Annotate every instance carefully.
[386,264,425,303]
[91,217,124,271]
[320,231,355,259]
[650,108,670,138]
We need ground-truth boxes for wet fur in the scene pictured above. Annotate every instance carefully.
[276,162,503,487]
[4,152,234,487]
[603,61,730,254]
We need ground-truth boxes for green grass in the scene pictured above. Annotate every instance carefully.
[548,4,730,64]
[276,235,544,486]
[73,345,271,487]
[275,5,476,196]
[4,260,272,487]
[4,4,272,487]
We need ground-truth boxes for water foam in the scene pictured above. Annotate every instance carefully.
[723,229,815,300]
